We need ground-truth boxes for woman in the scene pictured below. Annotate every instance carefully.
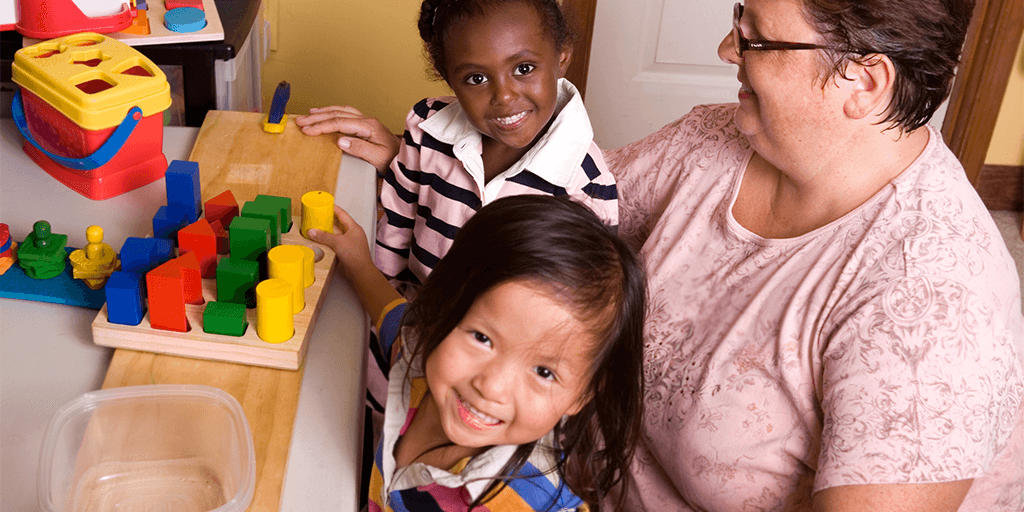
[605,0,1023,510]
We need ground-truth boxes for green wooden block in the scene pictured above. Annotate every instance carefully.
[216,256,259,307]
[229,215,272,261]
[203,301,249,336]
[240,200,281,247]
[255,194,292,233]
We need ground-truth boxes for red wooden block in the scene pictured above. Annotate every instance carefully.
[166,0,204,10]
[147,259,188,332]
[176,251,204,305]
[178,218,217,277]
[205,190,239,228]
[209,219,229,254]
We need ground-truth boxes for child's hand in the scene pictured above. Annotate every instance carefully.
[307,205,402,323]
[306,205,373,279]
[295,106,400,174]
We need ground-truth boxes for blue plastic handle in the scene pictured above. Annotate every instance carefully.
[12,89,142,171]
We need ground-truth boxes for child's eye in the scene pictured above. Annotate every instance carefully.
[533,366,556,381]
[513,63,535,76]
[465,73,488,85]
[472,331,492,347]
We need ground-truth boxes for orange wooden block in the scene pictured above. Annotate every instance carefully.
[147,259,188,332]
[176,251,204,305]
[121,9,151,35]
[178,218,217,277]
[205,190,239,228]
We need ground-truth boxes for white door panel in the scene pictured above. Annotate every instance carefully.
[586,0,740,148]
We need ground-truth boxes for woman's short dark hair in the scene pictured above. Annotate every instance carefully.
[803,0,975,131]
[402,194,646,507]
[417,0,573,82]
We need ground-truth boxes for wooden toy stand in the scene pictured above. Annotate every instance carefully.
[91,218,336,370]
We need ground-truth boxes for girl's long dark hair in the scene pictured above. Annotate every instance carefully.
[402,195,646,508]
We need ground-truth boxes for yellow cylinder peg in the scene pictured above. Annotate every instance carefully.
[268,245,305,313]
[299,245,315,288]
[256,278,293,343]
[301,191,334,239]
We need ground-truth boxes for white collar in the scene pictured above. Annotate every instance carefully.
[418,78,594,188]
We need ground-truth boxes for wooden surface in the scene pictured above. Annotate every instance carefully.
[102,350,301,512]
[189,111,345,218]
[92,217,337,370]
[98,114,352,512]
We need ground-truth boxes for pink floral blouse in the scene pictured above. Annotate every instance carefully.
[604,104,1024,511]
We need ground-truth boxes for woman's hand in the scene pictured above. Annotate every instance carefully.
[295,106,400,174]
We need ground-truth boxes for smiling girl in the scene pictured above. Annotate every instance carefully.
[307,195,644,510]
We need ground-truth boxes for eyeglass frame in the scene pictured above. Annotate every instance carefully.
[731,2,878,57]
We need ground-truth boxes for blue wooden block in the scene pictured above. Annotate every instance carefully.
[105,271,146,325]
[120,237,174,274]
[153,204,188,240]
[0,247,106,309]
[166,160,202,223]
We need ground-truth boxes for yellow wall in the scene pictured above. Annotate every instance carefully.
[985,34,1024,166]
[261,0,450,134]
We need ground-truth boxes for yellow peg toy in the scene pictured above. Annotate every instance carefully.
[68,225,121,289]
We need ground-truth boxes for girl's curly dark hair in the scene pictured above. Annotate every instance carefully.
[417,0,573,81]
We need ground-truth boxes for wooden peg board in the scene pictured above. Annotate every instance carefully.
[91,217,336,370]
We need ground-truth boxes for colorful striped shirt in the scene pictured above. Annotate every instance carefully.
[368,301,586,512]
[375,79,617,297]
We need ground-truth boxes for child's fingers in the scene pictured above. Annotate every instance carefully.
[338,136,399,173]
[332,205,358,235]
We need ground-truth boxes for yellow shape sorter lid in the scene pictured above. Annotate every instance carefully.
[12,33,171,131]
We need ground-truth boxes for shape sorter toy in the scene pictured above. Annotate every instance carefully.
[89,159,339,369]
[11,33,171,200]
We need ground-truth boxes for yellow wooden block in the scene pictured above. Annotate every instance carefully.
[256,279,293,344]
[268,245,305,314]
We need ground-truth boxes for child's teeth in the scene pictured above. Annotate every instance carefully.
[465,400,499,424]
[497,112,526,125]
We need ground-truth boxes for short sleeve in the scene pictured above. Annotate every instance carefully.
[376,299,408,366]
[817,275,1024,491]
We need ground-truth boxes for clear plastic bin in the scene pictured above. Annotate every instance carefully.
[37,385,255,512]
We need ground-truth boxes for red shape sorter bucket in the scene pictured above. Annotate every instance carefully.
[11,33,171,200]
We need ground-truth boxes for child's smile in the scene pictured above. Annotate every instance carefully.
[425,280,592,449]
[442,2,570,163]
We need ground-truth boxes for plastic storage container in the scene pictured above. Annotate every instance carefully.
[37,385,255,512]
[11,32,171,200]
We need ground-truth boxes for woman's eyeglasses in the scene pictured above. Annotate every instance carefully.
[732,3,877,57]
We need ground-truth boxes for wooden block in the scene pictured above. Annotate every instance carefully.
[120,237,174,274]
[216,256,258,307]
[256,194,293,233]
[92,217,337,370]
[166,160,202,224]
[203,301,248,336]
[152,204,187,240]
[229,216,272,261]
[241,200,282,248]
[209,219,229,254]
[147,258,189,332]
[205,189,239,228]
[178,218,218,278]
[106,271,146,325]
[176,251,204,305]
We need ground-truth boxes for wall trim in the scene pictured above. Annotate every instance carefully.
[976,164,1024,211]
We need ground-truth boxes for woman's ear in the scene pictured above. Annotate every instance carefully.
[558,45,573,78]
[842,54,896,121]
